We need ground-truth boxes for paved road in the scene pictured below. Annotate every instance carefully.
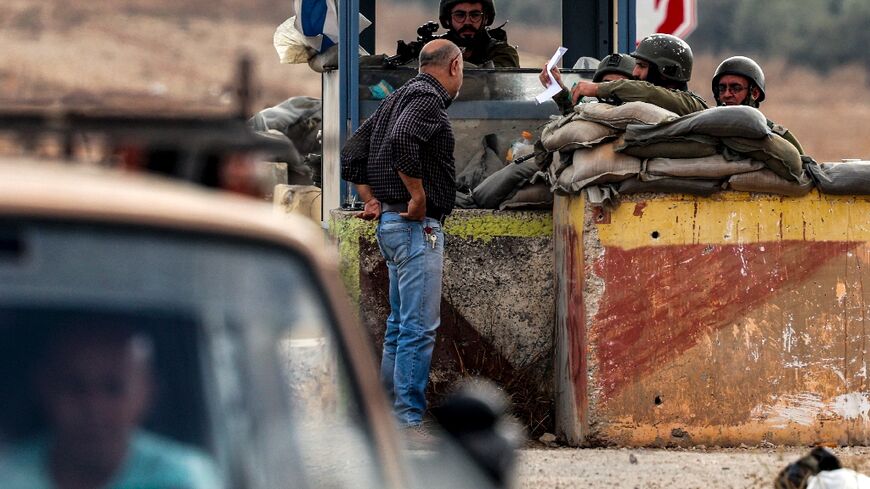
[515,447,870,488]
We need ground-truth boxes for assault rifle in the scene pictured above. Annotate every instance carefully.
[383,21,442,68]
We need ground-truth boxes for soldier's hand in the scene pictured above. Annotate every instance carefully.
[356,198,381,220]
[539,64,564,90]
[571,81,598,104]
[401,197,426,221]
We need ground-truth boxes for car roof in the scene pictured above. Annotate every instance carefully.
[0,156,327,261]
[0,157,407,487]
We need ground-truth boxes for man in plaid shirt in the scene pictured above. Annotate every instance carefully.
[341,39,463,438]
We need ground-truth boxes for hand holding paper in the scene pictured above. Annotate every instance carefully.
[535,47,568,104]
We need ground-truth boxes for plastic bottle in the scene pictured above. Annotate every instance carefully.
[506,130,534,163]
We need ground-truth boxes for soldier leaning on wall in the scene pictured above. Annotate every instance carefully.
[543,34,709,116]
[712,56,804,155]
[438,0,519,68]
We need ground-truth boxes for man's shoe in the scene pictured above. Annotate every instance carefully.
[400,424,438,451]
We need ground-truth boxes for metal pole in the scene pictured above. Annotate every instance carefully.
[617,0,636,53]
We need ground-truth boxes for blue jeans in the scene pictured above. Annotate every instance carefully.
[376,212,444,427]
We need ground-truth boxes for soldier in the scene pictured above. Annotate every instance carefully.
[439,0,519,68]
[539,53,636,114]
[545,34,708,116]
[712,55,804,154]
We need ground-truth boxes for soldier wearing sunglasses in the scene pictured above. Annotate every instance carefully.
[439,0,519,68]
[713,56,804,154]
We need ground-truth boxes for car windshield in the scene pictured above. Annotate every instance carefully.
[0,219,385,489]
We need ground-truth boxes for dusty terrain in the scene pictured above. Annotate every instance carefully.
[516,447,870,488]
[1,0,868,161]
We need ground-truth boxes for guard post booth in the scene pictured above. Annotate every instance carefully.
[323,0,642,441]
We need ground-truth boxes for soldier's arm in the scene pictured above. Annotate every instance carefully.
[596,80,708,115]
[552,89,575,115]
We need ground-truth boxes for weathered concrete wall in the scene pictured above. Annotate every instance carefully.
[330,209,555,432]
[555,191,870,447]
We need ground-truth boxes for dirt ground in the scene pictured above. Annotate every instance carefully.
[515,447,870,489]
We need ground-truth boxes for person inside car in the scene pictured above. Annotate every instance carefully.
[0,325,221,489]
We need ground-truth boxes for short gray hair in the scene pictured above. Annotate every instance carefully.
[419,41,460,70]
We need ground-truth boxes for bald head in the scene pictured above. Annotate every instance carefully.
[418,39,464,99]
[419,39,462,72]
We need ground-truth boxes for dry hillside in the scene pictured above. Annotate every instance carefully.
[1,0,868,160]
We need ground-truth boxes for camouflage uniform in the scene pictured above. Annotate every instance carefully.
[552,80,708,116]
[441,29,519,68]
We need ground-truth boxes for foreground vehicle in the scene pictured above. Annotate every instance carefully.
[0,159,506,489]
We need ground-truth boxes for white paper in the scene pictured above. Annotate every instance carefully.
[535,46,568,104]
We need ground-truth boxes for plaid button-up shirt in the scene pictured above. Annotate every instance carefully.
[340,73,456,215]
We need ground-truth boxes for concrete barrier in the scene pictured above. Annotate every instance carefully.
[555,190,870,447]
[330,209,555,433]
[274,184,322,222]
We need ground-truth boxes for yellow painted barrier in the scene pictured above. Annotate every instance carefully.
[555,191,870,447]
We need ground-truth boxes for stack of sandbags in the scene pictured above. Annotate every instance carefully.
[616,105,812,196]
[540,102,675,195]
[454,134,553,210]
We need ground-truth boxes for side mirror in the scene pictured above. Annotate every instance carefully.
[431,379,524,488]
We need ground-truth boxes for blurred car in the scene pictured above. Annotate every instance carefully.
[0,158,512,489]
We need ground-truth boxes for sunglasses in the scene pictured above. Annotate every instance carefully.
[717,83,749,94]
[451,10,484,22]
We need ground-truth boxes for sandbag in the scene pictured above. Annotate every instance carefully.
[541,115,619,152]
[728,169,814,197]
[499,182,553,210]
[806,159,870,195]
[456,139,506,192]
[617,134,720,159]
[574,101,677,130]
[721,134,804,181]
[641,155,764,182]
[249,97,322,155]
[454,191,477,209]
[554,143,642,193]
[472,159,539,209]
[546,150,573,181]
[624,105,771,143]
[618,177,723,196]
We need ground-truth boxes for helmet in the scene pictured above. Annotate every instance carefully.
[593,53,636,82]
[440,0,496,29]
[712,56,766,105]
[631,33,693,83]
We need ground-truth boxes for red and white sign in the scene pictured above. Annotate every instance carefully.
[635,0,697,44]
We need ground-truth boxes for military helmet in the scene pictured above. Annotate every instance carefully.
[593,53,636,82]
[631,33,693,83]
[440,0,496,29]
[712,55,766,104]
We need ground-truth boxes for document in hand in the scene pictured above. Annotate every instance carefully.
[535,47,568,104]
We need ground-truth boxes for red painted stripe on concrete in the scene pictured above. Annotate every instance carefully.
[591,240,861,400]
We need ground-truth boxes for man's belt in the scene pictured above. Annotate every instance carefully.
[381,201,447,223]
